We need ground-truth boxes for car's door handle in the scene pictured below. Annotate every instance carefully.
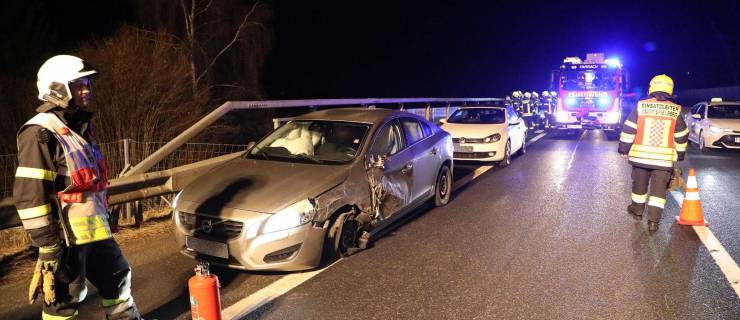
[401,163,413,174]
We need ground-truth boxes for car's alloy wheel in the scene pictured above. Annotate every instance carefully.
[434,165,451,207]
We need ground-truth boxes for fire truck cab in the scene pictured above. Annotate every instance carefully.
[551,53,627,137]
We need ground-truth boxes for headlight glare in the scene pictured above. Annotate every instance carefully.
[263,199,316,234]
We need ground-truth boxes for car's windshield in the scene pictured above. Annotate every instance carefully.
[707,105,740,119]
[246,120,370,163]
[447,108,505,124]
[561,69,617,91]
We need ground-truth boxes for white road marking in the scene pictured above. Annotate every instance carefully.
[222,132,549,318]
[669,191,740,298]
[528,132,546,144]
[222,260,342,319]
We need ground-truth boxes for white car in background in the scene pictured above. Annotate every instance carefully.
[685,99,740,152]
[440,105,527,165]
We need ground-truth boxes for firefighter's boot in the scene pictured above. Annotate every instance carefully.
[627,203,644,219]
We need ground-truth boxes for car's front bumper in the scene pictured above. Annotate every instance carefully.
[174,204,326,271]
[705,131,740,149]
[452,141,504,161]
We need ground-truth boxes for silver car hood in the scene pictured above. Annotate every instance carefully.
[178,157,352,215]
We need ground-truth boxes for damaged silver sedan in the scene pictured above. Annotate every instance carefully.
[173,108,453,271]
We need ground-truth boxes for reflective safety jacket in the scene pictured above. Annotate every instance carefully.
[618,98,688,170]
[14,111,112,247]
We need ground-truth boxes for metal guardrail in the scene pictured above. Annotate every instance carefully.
[0,97,501,230]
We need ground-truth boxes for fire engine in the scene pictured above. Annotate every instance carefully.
[550,53,629,137]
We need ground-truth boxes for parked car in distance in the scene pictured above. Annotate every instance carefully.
[440,105,527,165]
[173,108,453,271]
[685,98,740,152]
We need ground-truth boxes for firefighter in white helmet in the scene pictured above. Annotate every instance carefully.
[14,55,141,319]
[618,74,688,231]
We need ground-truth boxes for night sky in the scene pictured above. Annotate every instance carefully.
[3,0,739,99]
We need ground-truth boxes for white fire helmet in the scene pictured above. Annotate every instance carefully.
[36,55,98,105]
[512,91,522,98]
[532,92,539,98]
[524,92,531,98]
[550,91,557,97]
[542,91,550,97]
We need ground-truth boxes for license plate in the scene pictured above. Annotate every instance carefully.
[567,124,583,129]
[186,236,228,259]
[735,137,740,143]
[453,144,473,152]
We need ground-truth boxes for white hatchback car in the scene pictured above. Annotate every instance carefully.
[440,105,527,165]
[685,99,740,152]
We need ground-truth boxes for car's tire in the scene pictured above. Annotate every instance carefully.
[517,134,526,156]
[499,140,511,167]
[699,132,710,153]
[321,211,358,262]
[433,165,452,207]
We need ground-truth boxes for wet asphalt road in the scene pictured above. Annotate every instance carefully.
[1,130,738,319]
[243,130,740,320]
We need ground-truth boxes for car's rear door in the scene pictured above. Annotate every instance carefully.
[400,117,437,201]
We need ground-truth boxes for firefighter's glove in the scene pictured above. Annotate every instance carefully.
[677,153,685,161]
[28,244,62,305]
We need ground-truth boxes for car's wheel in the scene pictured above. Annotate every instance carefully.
[322,211,358,262]
[517,134,526,156]
[699,132,710,152]
[499,140,511,167]
[433,165,452,207]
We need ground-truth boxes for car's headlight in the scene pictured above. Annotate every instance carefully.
[263,199,317,234]
[483,133,501,143]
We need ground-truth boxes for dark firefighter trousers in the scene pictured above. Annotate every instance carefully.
[630,166,672,223]
[42,238,140,320]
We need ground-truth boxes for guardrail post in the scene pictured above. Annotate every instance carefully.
[123,139,132,223]
[445,103,451,119]
[424,103,431,121]
[272,118,280,129]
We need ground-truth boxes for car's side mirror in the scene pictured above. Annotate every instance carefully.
[438,119,447,125]
[691,114,702,119]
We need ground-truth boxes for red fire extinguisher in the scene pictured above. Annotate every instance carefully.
[188,262,222,320]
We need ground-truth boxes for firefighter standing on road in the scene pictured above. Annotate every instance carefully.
[618,74,688,231]
[13,55,141,319]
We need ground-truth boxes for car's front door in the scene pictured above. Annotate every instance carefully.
[507,106,524,151]
[367,119,412,220]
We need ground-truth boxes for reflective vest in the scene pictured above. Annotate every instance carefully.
[21,113,112,245]
[626,99,682,169]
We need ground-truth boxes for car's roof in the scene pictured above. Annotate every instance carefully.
[294,107,415,124]
[456,105,506,109]
[708,101,740,106]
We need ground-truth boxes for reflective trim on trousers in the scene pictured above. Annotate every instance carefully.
[648,196,666,209]
[17,203,52,220]
[631,192,648,204]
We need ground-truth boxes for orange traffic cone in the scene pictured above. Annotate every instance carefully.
[676,168,708,226]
